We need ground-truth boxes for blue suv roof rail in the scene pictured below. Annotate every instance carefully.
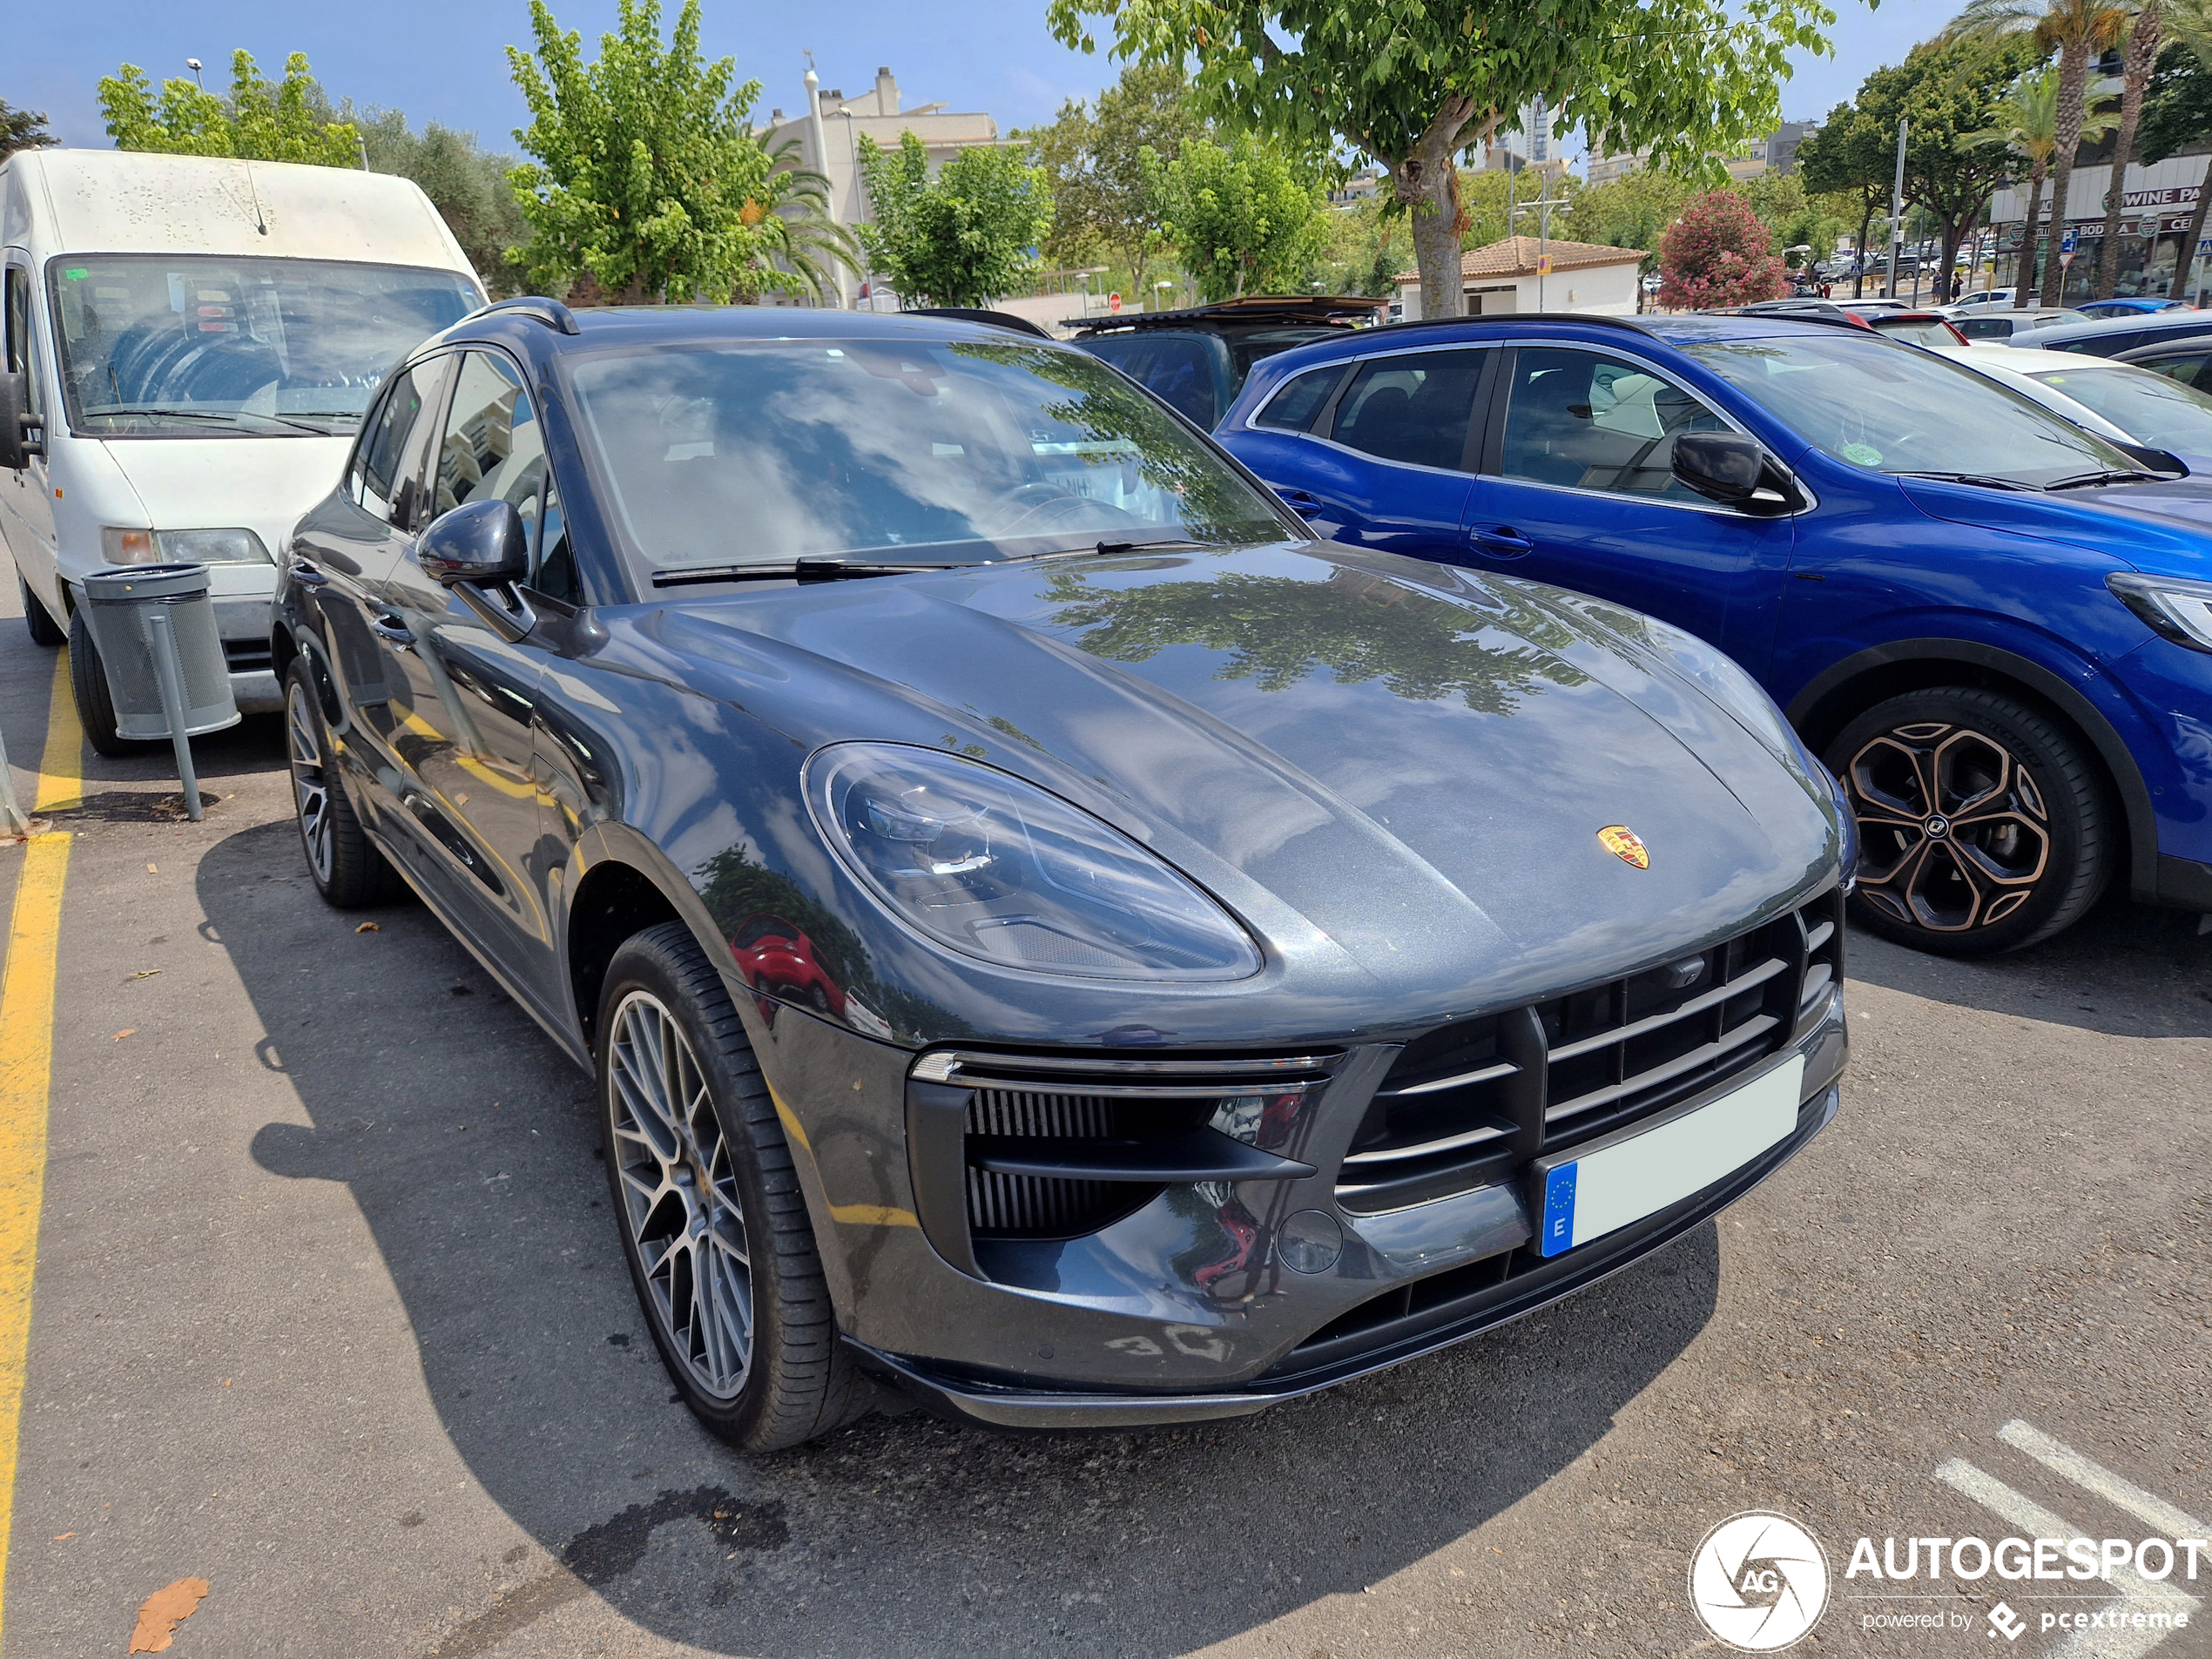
[1366,310,1656,341]
[467,295,582,336]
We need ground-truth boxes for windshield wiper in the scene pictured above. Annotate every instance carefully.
[88,406,304,433]
[651,557,961,588]
[1892,470,2044,493]
[2046,469,2160,490]
[1091,536,1204,554]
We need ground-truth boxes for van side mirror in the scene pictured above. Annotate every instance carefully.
[1672,431,1799,514]
[0,373,43,470]
[417,499,536,642]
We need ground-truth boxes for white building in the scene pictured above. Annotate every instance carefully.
[1394,236,1647,320]
[1986,151,2212,303]
[759,64,1005,308]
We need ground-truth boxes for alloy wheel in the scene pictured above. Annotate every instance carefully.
[1844,720,2052,933]
[287,681,335,886]
[606,990,753,1400]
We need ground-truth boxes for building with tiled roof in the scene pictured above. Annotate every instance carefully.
[1395,235,1649,320]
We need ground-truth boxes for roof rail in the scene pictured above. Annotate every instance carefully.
[469,295,582,335]
[1361,310,1656,339]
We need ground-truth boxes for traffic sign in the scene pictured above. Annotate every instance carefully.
[1535,252,1552,275]
[1108,292,1122,314]
[2060,226,2080,255]
[2060,251,2077,269]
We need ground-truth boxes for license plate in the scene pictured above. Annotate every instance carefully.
[1534,1055,1804,1258]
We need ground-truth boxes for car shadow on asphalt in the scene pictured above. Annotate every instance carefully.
[202,817,1721,1659]
[1843,893,2212,1042]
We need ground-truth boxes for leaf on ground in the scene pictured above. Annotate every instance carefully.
[354,922,380,934]
[130,969,160,981]
[51,1532,74,1541]
[111,1029,135,1042]
[128,1576,209,1653]
[145,864,158,874]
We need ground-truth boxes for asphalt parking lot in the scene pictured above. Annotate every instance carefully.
[0,576,2206,1659]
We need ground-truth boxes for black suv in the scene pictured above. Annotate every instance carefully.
[1068,294,1385,428]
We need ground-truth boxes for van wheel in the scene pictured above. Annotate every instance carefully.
[20,577,64,648]
[67,607,144,759]
[597,922,861,1452]
[1825,688,2111,955]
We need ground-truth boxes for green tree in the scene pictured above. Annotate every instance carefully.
[854,132,1055,307]
[1143,134,1326,300]
[1891,37,2033,298]
[2141,8,2212,295]
[2094,3,2166,297]
[1742,169,1854,267]
[98,50,361,165]
[1,100,57,160]
[506,0,848,304]
[1561,166,1696,285]
[1946,0,2131,304]
[1048,0,1844,322]
[1962,66,2113,300]
[338,107,533,295]
[1797,99,1895,294]
[1025,63,1208,294]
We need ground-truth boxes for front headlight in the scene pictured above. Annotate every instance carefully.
[807,743,1262,981]
[1817,757,1860,893]
[100,527,272,566]
[2107,571,2212,653]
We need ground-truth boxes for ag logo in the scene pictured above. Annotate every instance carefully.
[1688,1512,1831,1651]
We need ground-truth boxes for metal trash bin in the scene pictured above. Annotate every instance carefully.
[79,563,239,820]
[79,563,239,740]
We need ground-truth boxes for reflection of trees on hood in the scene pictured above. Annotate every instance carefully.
[1042,564,1588,714]
[947,341,1283,543]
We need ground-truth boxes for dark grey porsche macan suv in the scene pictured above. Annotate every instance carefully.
[272,300,1851,1448]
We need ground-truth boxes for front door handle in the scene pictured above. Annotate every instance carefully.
[289,559,330,589]
[1273,488,1325,521]
[1468,526,1534,555]
[371,613,415,649]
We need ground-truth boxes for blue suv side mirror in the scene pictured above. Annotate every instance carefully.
[1673,432,1800,515]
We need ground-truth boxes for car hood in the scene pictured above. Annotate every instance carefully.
[645,542,1841,1004]
[1899,474,2212,581]
[100,433,353,569]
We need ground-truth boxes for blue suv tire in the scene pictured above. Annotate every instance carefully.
[1824,687,2114,954]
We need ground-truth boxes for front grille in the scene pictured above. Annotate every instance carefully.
[222,638,273,673]
[907,1049,1342,1258]
[1338,894,1835,1215]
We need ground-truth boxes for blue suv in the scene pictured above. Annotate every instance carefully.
[1217,314,2212,954]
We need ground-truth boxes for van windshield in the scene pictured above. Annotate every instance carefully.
[47,255,480,437]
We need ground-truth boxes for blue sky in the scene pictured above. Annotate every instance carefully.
[17,0,1953,163]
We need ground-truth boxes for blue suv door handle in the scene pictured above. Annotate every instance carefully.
[1274,487,1325,520]
[1469,526,1535,555]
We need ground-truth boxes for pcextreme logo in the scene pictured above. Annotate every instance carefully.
[1689,1512,1832,1651]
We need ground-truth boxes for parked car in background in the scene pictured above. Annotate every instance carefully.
[1864,311,1968,347]
[2114,334,2212,389]
[2010,309,2212,358]
[1737,299,1874,328]
[1217,314,2212,955]
[1831,299,1914,319]
[1934,345,2212,473]
[2074,297,2195,319]
[1941,288,2015,313]
[1066,295,1385,428]
[273,301,1851,1447]
[0,148,483,751]
[1951,308,2080,342]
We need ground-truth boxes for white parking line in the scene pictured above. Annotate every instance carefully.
[1997,1420,2209,1540]
[1935,1450,2200,1659]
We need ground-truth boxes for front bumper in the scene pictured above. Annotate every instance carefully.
[740,892,1851,1432]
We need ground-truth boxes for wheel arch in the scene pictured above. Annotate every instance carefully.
[560,827,738,1056]
[1784,638,2159,901]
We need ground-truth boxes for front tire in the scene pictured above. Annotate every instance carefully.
[597,922,859,1451]
[286,658,402,908]
[1825,687,2112,954]
[68,607,139,758]
[20,577,64,648]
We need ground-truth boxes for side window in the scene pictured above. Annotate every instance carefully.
[2138,352,2212,391]
[1084,334,1222,428]
[1327,350,1484,472]
[4,266,40,418]
[1253,365,1344,432]
[1499,347,1728,501]
[435,350,577,601]
[358,356,455,529]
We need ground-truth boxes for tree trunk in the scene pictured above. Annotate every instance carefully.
[2043,41,2091,307]
[2018,163,2047,305]
[2171,158,2212,300]
[1938,215,1966,301]
[2097,3,2162,300]
[1392,97,1481,320]
[1855,199,1874,298]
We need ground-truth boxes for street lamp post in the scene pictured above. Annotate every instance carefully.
[186,57,204,90]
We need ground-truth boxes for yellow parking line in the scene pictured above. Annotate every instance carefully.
[0,652,81,1643]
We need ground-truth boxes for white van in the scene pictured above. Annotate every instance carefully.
[0,149,483,747]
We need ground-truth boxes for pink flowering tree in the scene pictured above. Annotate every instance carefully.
[1657,191,1788,311]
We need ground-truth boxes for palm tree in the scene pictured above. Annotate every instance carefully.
[2096,2,2165,298]
[736,137,863,306]
[1947,0,2132,304]
[2163,0,2212,296]
[1964,67,2118,303]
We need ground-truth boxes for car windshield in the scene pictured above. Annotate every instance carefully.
[48,254,481,436]
[565,336,1293,577]
[2026,362,2212,455]
[1683,332,2134,486]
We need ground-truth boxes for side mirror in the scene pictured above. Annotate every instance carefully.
[417,499,536,642]
[0,373,43,471]
[1672,431,1799,514]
